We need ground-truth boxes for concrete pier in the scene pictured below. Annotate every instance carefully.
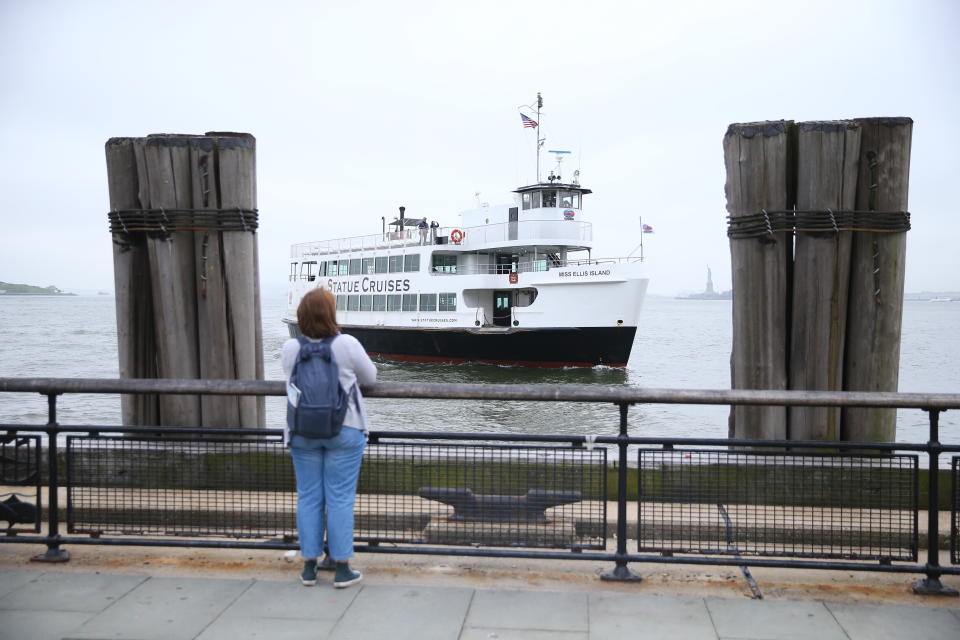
[0,545,958,639]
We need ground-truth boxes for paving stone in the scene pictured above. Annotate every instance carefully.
[706,598,846,640]
[69,576,252,640]
[588,592,716,640]
[0,570,40,599]
[219,578,359,620]
[460,630,587,640]
[329,584,473,640]
[0,572,145,612]
[465,589,588,632]
[0,609,94,640]
[195,615,339,640]
[826,602,960,640]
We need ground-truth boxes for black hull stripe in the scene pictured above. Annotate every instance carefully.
[287,324,636,368]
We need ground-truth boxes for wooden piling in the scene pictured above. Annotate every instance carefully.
[724,121,795,440]
[788,121,860,441]
[104,138,159,426]
[842,118,912,442]
[141,136,202,427]
[190,136,240,427]
[106,133,263,428]
[212,133,263,428]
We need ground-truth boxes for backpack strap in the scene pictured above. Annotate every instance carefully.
[291,335,332,380]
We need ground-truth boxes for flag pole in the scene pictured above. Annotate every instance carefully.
[536,92,543,182]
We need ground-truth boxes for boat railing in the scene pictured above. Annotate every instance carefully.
[292,220,593,259]
[1,376,959,594]
[431,256,643,276]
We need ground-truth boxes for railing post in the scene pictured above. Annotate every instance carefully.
[912,409,957,596]
[31,393,70,563]
[601,402,641,582]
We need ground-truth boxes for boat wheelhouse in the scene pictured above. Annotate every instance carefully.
[284,173,649,367]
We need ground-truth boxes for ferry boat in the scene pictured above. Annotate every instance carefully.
[283,110,649,367]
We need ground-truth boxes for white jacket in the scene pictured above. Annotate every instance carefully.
[281,333,377,436]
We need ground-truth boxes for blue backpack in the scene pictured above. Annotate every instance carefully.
[286,336,350,439]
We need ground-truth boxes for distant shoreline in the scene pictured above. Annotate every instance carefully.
[0,281,78,296]
[0,292,78,296]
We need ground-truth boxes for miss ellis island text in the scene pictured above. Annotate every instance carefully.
[557,269,612,277]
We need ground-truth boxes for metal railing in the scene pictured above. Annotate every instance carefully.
[1,377,959,595]
[431,256,643,276]
[292,219,593,258]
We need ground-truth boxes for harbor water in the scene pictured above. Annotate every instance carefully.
[0,294,957,445]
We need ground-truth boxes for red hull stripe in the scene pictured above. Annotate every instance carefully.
[366,351,627,368]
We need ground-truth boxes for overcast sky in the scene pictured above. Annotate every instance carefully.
[1,0,957,297]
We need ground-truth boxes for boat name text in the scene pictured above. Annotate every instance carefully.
[558,269,611,277]
[327,277,411,293]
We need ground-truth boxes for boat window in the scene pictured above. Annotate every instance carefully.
[339,262,349,276]
[559,191,580,209]
[387,294,402,311]
[402,294,417,311]
[531,259,548,272]
[300,261,316,281]
[404,254,420,272]
[289,262,297,282]
[362,258,375,274]
[495,254,517,274]
[360,295,372,311]
[419,293,437,311]
[375,256,388,274]
[542,191,557,208]
[373,295,386,311]
[336,295,346,311]
[347,295,359,311]
[388,255,403,273]
[432,254,458,273]
[515,288,539,307]
[530,191,541,209]
[439,293,456,311]
[349,259,362,275]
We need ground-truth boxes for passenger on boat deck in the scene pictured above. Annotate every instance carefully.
[430,220,439,243]
[418,217,429,244]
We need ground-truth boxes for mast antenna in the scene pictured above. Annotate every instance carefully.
[547,149,571,182]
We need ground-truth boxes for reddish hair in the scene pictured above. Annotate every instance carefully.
[297,288,339,338]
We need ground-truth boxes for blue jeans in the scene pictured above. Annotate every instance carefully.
[289,427,366,561]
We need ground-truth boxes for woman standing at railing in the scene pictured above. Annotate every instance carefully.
[282,287,377,588]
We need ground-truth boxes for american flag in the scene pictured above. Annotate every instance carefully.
[520,113,538,128]
[642,224,654,234]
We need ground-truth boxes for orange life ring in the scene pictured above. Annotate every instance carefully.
[450,229,464,243]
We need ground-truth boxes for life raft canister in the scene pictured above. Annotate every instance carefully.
[450,229,464,243]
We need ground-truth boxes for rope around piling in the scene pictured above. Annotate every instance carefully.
[108,208,259,236]
[727,209,909,239]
